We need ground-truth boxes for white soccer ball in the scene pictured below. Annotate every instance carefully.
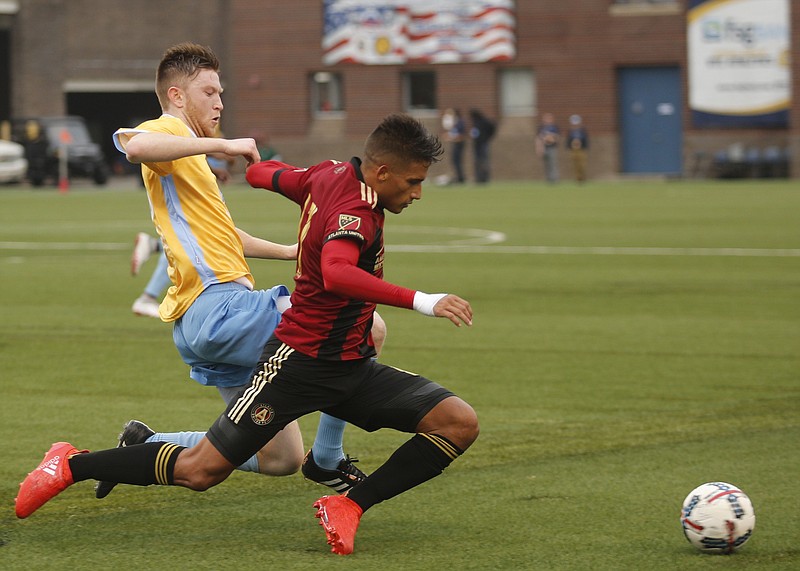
[680,482,755,553]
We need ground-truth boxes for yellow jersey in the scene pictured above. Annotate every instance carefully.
[113,115,253,321]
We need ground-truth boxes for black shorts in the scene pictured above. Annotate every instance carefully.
[207,337,455,466]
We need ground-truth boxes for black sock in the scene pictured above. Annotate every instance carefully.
[347,433,463,513]
[69,442,184,486]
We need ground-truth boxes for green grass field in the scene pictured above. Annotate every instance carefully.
[1,178,798,570]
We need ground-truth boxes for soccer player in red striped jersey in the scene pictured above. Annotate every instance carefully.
[15,113,479,556]
[241,113,478,554]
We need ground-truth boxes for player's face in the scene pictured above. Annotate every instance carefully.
[182,69,224,138]
[376,160,429,214]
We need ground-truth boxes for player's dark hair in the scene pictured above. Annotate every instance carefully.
[155,43,220,108]
[364,114,443,168]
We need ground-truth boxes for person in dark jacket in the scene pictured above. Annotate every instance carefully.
[469,109,496,184]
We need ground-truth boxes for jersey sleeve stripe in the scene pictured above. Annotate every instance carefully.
[272,168,289,195]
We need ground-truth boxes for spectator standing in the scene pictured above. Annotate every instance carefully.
[536,113,560,183]
[566,114,589,183]
[441,108,466,184]
[469,109,495,184]
[23,120,49,186]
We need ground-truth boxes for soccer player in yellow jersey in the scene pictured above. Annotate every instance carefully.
[103,42,370,495]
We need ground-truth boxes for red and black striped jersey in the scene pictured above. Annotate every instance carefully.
[247,157,389,360]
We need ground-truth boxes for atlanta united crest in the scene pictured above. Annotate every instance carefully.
[250,403,275,425]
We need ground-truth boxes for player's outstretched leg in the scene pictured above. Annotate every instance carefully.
[16,442,88,518]
[314,495,363,555]
[96,419,306,499]
[18,439,191,518]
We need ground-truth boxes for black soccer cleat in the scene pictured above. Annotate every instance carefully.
[94,420,155,499]
[301,449,366,494]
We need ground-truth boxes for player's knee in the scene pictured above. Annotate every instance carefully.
[256,447,303,476]
[252,422,304,476]
[420,396,479,451]
[456,401,480,448]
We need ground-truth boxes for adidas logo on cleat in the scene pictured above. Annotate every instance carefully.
[40,455,63,477]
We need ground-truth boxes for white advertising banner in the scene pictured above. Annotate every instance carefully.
[687,0,790,126]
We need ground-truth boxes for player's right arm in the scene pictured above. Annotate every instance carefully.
[118,131,260,165]
[322,238,473,328]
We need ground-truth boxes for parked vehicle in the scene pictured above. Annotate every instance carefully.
[0,139,28,184]
[12,116,109,186]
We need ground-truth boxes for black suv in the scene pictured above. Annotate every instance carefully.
[12,116,109,186]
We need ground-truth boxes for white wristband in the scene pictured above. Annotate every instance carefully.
[413,292,447,317]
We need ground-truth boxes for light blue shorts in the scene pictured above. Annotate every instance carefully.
[172,282,290,388]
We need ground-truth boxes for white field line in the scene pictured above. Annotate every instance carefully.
[2,223,799,259]
[386,245,800,257]
[0,241,129,251]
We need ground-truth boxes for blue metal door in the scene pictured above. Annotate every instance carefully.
[619,67,683,175]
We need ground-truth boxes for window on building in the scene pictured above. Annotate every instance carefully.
[500,68,536,116]
[610,1,680,16]
[403,71,437,111]
[311,71,344,114]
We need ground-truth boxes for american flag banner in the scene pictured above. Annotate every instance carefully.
[322,0,516,65]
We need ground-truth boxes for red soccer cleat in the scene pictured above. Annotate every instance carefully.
[15,442,87,519]
[313,495,363,555]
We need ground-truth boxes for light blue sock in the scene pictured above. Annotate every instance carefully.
[310,413,347,470]
[145,431,260,473]
[143,251,171,299]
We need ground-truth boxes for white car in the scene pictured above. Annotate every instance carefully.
[0,139,28,183]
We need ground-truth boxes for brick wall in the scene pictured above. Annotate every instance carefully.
[227,0,693,180]
[7,0,796,180]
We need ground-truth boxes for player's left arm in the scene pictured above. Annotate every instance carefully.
[321,239,472,327]
[236,227,297,261]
